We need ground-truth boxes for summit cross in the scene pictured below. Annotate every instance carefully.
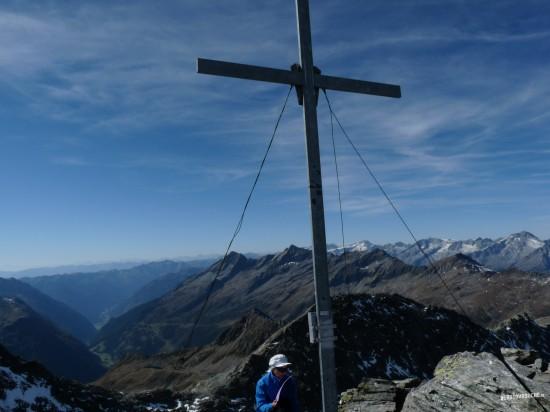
[197,1,401,411]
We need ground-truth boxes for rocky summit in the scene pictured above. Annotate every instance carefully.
[339,348,550,412]
[96,293,550,411]
[215,293,505,411]
[401,350,550,411]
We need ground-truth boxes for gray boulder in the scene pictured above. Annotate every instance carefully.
[402,351,550,411]
[338,378,420,412]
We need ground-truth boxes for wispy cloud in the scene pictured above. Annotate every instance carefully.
[1,1,550,268]
[50,156,91,167]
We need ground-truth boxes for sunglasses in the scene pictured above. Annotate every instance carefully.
[275,367,289,372]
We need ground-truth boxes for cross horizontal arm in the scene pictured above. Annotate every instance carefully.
[197,58,303,86]
[315,73,401,98]
[197,58,401,99]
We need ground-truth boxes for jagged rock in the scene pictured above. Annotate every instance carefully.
[401,351,550,411]
[500,348,540,365]
[338,378,420,412]
[496,315,550,360]
[533,358,548,373]
[500,348,550,386]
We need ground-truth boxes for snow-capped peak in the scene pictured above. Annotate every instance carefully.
[502,231,544,250]
[328,240,375,255]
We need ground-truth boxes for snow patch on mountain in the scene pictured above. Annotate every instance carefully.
[328,240,375,255]
[0,366,77,412]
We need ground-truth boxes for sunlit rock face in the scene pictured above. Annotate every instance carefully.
[401,350,550,412]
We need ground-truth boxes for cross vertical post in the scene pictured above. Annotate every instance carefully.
[295,0,338,411]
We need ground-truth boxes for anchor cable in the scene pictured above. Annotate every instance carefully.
[328,98,350,295]
[184,85,294,348]
[322,89,468,318]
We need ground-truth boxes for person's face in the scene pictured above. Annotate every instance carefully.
[273,366,288,378]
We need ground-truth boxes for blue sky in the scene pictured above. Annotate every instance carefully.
[1,1,549,270]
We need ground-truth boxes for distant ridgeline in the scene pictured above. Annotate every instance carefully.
[330,231,550,272]
[92,243,550,365]
[21,260,209,327]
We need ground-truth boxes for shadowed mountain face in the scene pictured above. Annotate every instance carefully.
[0,277,96,343]
[0,298,105,382]
[106,269,205,320]
[22,260,204,327]
[96,294,550,411]
[92,246,550,364]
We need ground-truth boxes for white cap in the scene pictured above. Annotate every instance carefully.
[268,354,292,370]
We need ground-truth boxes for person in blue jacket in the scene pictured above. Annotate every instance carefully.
[255,354,300,412]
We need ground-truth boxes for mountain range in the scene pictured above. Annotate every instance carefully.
[22,260,207,327]
[92,245,550,364]
[0,261,145,279]
[331,231,550,272]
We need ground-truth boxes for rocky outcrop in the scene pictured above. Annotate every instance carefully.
[495,314,550,360]
[500,348,550,385]
[338,378,420,412]
[401,350,550,411]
